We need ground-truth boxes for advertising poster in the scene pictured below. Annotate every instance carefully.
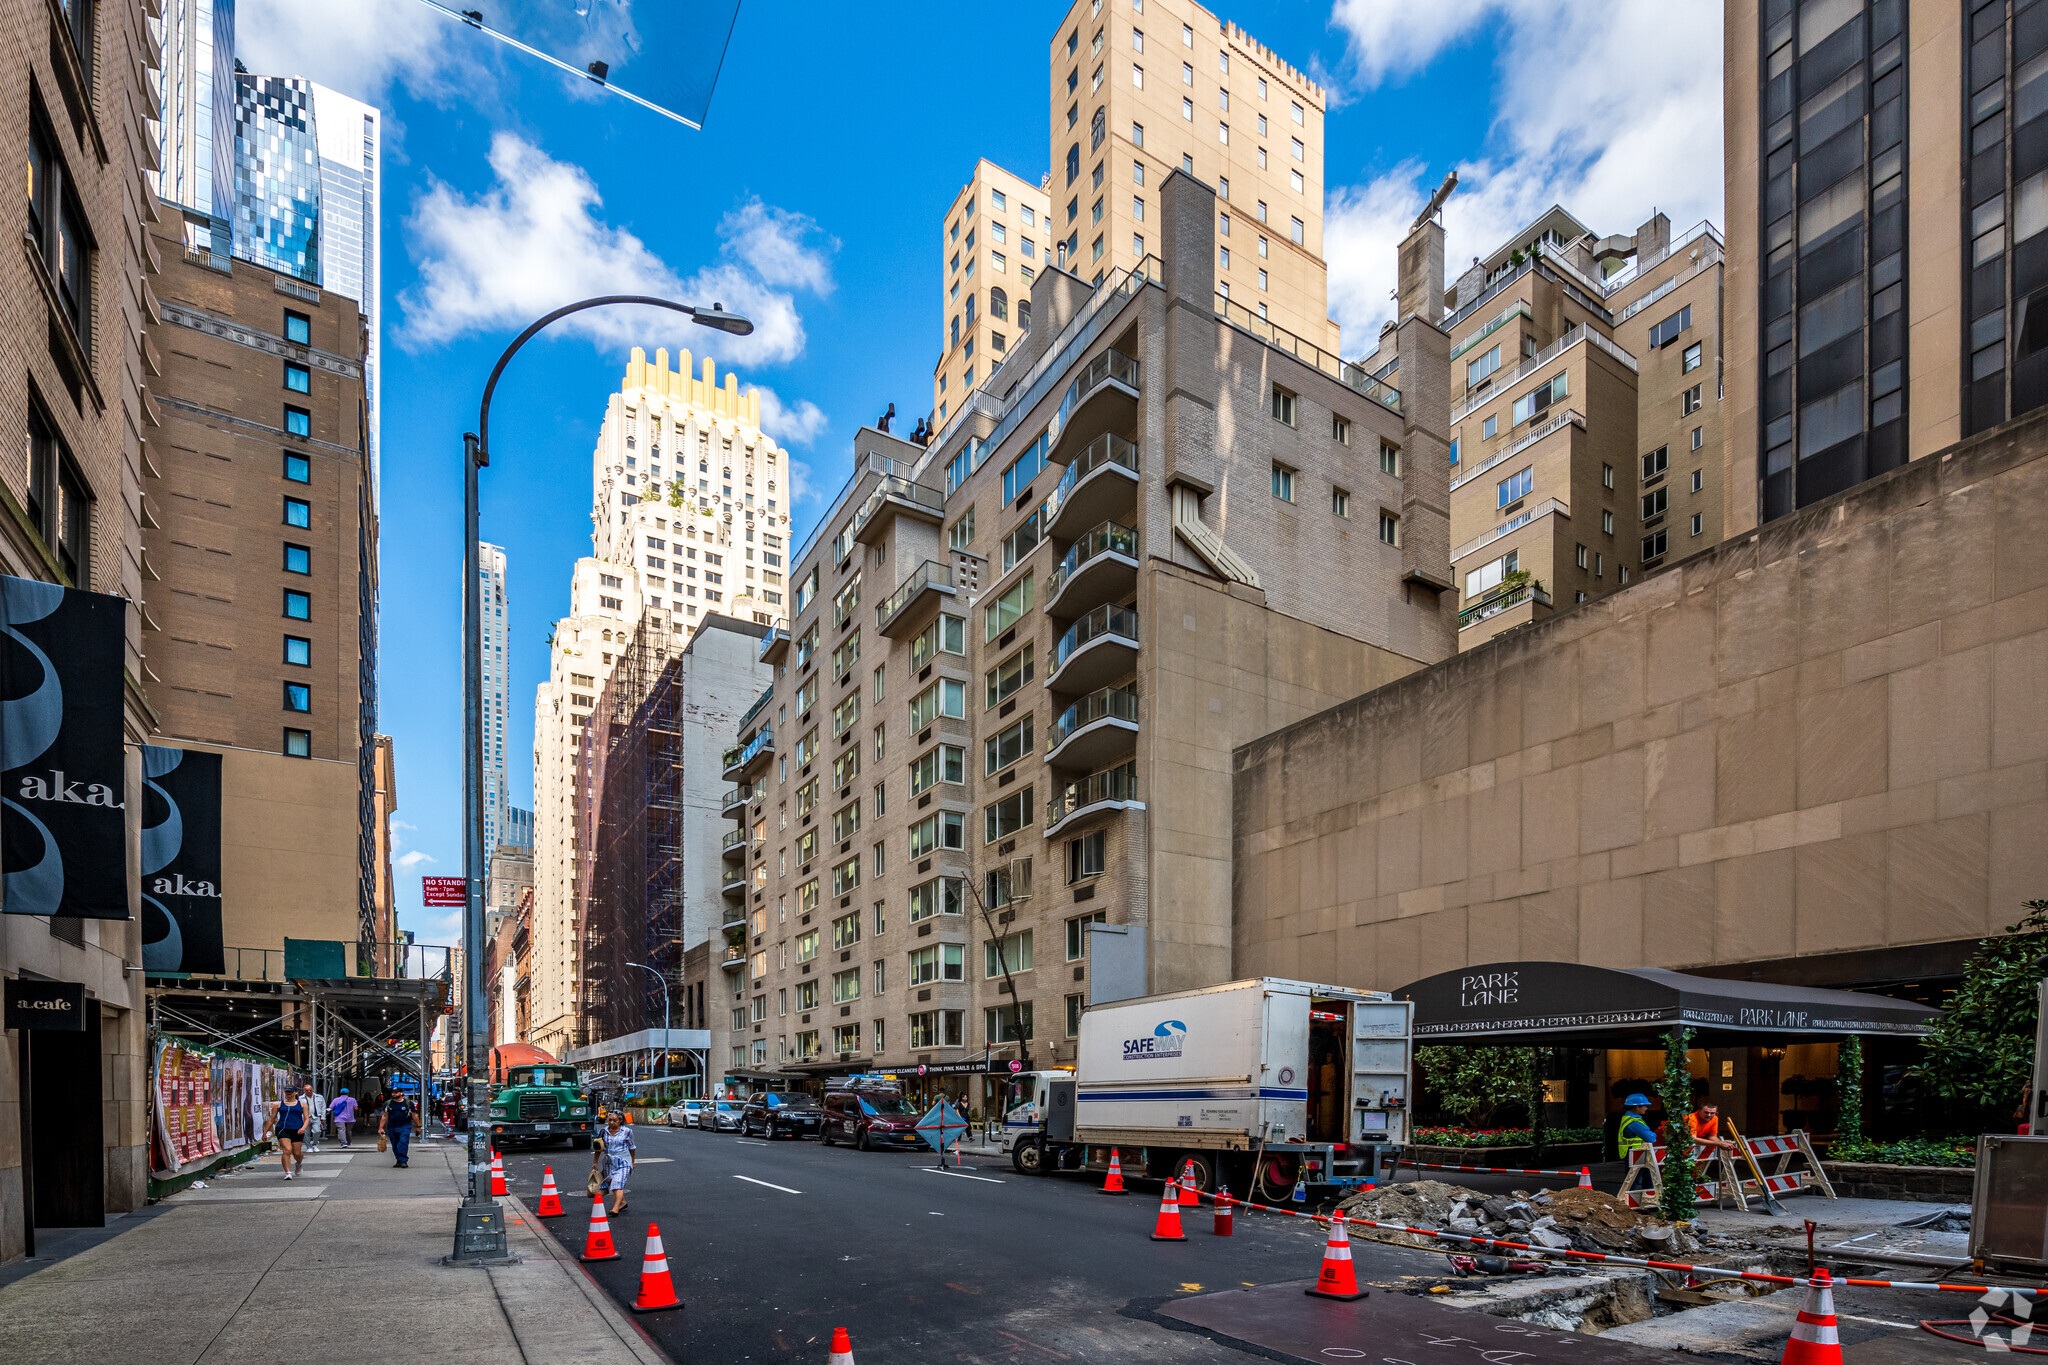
[0,575,129,918]
[151,1041,291,1176]
[139,745,225,973]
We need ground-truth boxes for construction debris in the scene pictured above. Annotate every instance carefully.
[1338,1179,1698,1257]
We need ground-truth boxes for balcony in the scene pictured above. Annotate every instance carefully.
[1449,409,1584,494]
[722,727,775,782]
[721,868,748,899]
[1045,521,1139,617]
[758,626,790,665]
[1046,686,1139,770]
[721,828,748,861]
[875,560,956,637]
[1458,583,1554,631]
[720,947,747,971]
[1048,603,1140,694]
[1045,761,1140,837]
[1042,433,1139,540]
[721,785,750,819]
[1452,498,1570,563]
[1048,347,1140,464]
[850,472,945,546]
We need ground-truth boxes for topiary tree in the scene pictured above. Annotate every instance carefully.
[1913,900,2048,1116]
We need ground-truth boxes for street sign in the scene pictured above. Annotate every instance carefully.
[914,1099,968,1167]
[422,877,467,907]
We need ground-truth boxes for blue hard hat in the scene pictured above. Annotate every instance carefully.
[1624,1093,1651,1108]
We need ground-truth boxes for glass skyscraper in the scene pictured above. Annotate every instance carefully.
[232,75,321,282]
[154,0,236,257]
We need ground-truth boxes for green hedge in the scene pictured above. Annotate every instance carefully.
[1412,1126,1604,1148]
[1828,1136,1976,1168]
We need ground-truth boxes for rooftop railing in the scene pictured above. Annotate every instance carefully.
[1459,583,1553,629]
[1450,326,1638,422]
[1214,293,1401,411]
[849,471,945,539]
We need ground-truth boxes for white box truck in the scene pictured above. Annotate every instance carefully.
[996,977,1412,1197]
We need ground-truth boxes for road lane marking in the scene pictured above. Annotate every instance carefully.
[918,1166,1004,1184]
[736,1140,770,1147]
[734,1174,803,1194]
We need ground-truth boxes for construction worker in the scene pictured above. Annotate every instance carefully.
[1685,1100,1739,1162]
[1618,1094,1657,1164]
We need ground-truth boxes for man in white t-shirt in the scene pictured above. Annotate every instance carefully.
[302,1083,326,1151]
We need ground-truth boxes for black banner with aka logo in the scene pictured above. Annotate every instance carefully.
[0,576,128,919]
[140,745,223,974]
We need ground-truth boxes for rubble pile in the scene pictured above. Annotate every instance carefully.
[1339,1180,1697,1257]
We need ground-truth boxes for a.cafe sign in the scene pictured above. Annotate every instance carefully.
[5,977,86,1031]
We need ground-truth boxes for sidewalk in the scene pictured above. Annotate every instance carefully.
[0,1134,670,1365]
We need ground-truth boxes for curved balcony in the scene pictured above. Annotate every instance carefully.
[720,868,747,899]
[1048,347,1140,465]
[850,472,945,547]
[720,785,749,819]
[720,947,748,971]
[1044,761,1140,838]
[1046,686,1139,770]
[876,559,956,638]
[1042,433,1139,540]
[1046,521,1139,618]
[1048,603,1139,694]
[721,828,747,862]
[722,727,775,782]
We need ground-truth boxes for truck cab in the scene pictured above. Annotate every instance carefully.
[995,1071,1070,1149]
[487,1064,595,1149]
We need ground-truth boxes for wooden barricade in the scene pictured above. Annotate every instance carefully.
[1617,1142,1748,1211]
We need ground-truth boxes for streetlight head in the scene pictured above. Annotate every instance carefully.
[692,302,754,336]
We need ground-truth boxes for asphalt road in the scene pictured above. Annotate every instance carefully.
[499,1124,1451,1363]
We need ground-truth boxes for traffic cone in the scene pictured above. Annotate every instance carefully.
[536,1166,564,1217]
[1781,1269,1841,1365]
[1149,1177,1187,1240]
[1214,1186,1235,1236]
[580,1196,620,1261]
[1179,1159,1200,1206]
[827,1327,856,1364]
[1101,1148,1127,1195]
[490,1150,507,1197]
[1304,1212,1370,1301]
[1578,1166,1592,1189]
[629,1222,683,1313]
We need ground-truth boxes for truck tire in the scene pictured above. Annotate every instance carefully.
[1012,1139,1046,1176]
[1174,1152,1217,1193]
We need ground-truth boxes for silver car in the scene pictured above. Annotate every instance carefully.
[709,1100,743,1132]
[664,1099,705,1128]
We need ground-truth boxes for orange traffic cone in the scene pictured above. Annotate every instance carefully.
[1179,1159,1200,1206]
[536,1166,564,1217]
[827,1326,856,1364]
[580,1196,620,1261]
[1578,1166,1592,1189]
[1780,1269,1841,1365]
[1101,1148,1127,1195]
[1305,1211,1370,1300]
[490,1150,507,1197]
[629,1221,683,1313]
[1149,1177,1187,1240]
[1214,1186,1235,1236]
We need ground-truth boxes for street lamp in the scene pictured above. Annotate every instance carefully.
[450,296,753,1265]
[625,960,672,1093]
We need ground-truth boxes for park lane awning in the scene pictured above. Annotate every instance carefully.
[1395,961,1941,1041]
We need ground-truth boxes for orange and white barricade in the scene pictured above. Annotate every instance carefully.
[1617,1142,1746,1211]
[1736,1129,1836,1202]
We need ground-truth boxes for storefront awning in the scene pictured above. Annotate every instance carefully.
[1396,961,1941,1041]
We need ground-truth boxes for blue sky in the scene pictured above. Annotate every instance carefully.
[237,0,1722,945]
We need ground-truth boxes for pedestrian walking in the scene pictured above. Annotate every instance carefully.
[595,1110,634,1215]
[302,1082,324,1151]
[328,1089,357,1147]
[269,1083,309,1179]
[379,1090,416,1168]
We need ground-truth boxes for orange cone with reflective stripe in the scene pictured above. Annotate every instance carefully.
[490,1150,507,1197]
[536,1165,564,1217]
[1101,1148,1127,1195]
[1578,1166,1593,1189]
[1179,1159,1200,1206]
[1150,1176,1187,1240]
[1780,1269,1841,1365]
[827,1327,856,1364]
[580,1196,620,1261]
[629,1221,683,1313]
[1305,1212,1370,1300]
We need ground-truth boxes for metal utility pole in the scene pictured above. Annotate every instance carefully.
[446,296,750,1268]
[626,960,671,1090]
[966,870,1034,1072]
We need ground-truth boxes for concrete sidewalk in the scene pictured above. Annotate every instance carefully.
[0,1136,670,1365]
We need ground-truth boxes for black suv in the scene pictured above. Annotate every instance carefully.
[739,1091,823,1139]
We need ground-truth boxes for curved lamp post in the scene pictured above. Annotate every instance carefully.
[624,959,671,1093]
[450,297,752,1263]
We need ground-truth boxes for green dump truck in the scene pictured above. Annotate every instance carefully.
[487,1063,596,1149]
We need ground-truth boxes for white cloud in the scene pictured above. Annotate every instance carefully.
[236,0,479,103]
[1323,1,1723,342]
[755,386,828,447]
[395,849,436,871]
[399,135,835,369]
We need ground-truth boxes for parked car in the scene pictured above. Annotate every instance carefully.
[665,1099,706,1128]
[740,1091,823,1139]
[821,1089,928,1151]
[708,1100,742,1132]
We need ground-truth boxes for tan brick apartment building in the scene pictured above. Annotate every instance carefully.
[0,0,164,1260]
[934,161,1051,428]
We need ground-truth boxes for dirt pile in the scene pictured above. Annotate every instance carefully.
[1338,1180,1696,1257]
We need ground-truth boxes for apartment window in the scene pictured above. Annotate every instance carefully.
[1691,426,1705,451]
[1378,511,1400,546]
[1271,385,1296,426]
[1379,442,1400,476]
[282,495,311,529]
[1642,530,1668,560]
[985,573,1034,639]
[1465,549,1519,600]
[1576,543,1589,570]
[284,590,311,620]
[984,930,1033,978]
[911,614,966,670]
[28,118,90,352]
[1682,341,1703,373]
[1290,216,1305,244]
[284,635,311,666]
[1641,446,1668,480]
[985,717,1034,774]
[1602,462,1615,489]
[1331,487,1349,518]
[1691,513,1705,536]
[1181,62,1193,85]
[984,787,1032,843]
[1449,438,1460,466]
[1132,121,1144,149]
[284,310,311,344]
[1291,99,1305,124]
[1648,304,1692,348]
[1270,464,1295,502]
[908,876,963,921]
[1218,122,1229,144]
[1641,486,1670,522]
[1691,469,1704,493]
[1482,415,1497,439]
[1681,384,1703,416]
[1497,467,1533,508]
[1291,136,1305,160]
[1182,97,1193,120]
[909,1010,965,1049]
[1256,200,1267,222]
[1467,345,1502,386]
[1132,26,1142,50]
[24,407,90,583]
[283,543,311,574]
[1219,247,1230,269]
[1602,510,1614,535]
[1181,22,1192,45]
[986,1003,1033,1046]
[285,406,311,438]
[284,728,311,758]
[1257,269,1268,291]
[908,810,965,857]
[985,645,1034,708]
[907,677,966,731]
[283,451,311,483]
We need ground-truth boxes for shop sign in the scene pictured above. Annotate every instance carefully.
[5,977,85,1031]
[139,746,224,974]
